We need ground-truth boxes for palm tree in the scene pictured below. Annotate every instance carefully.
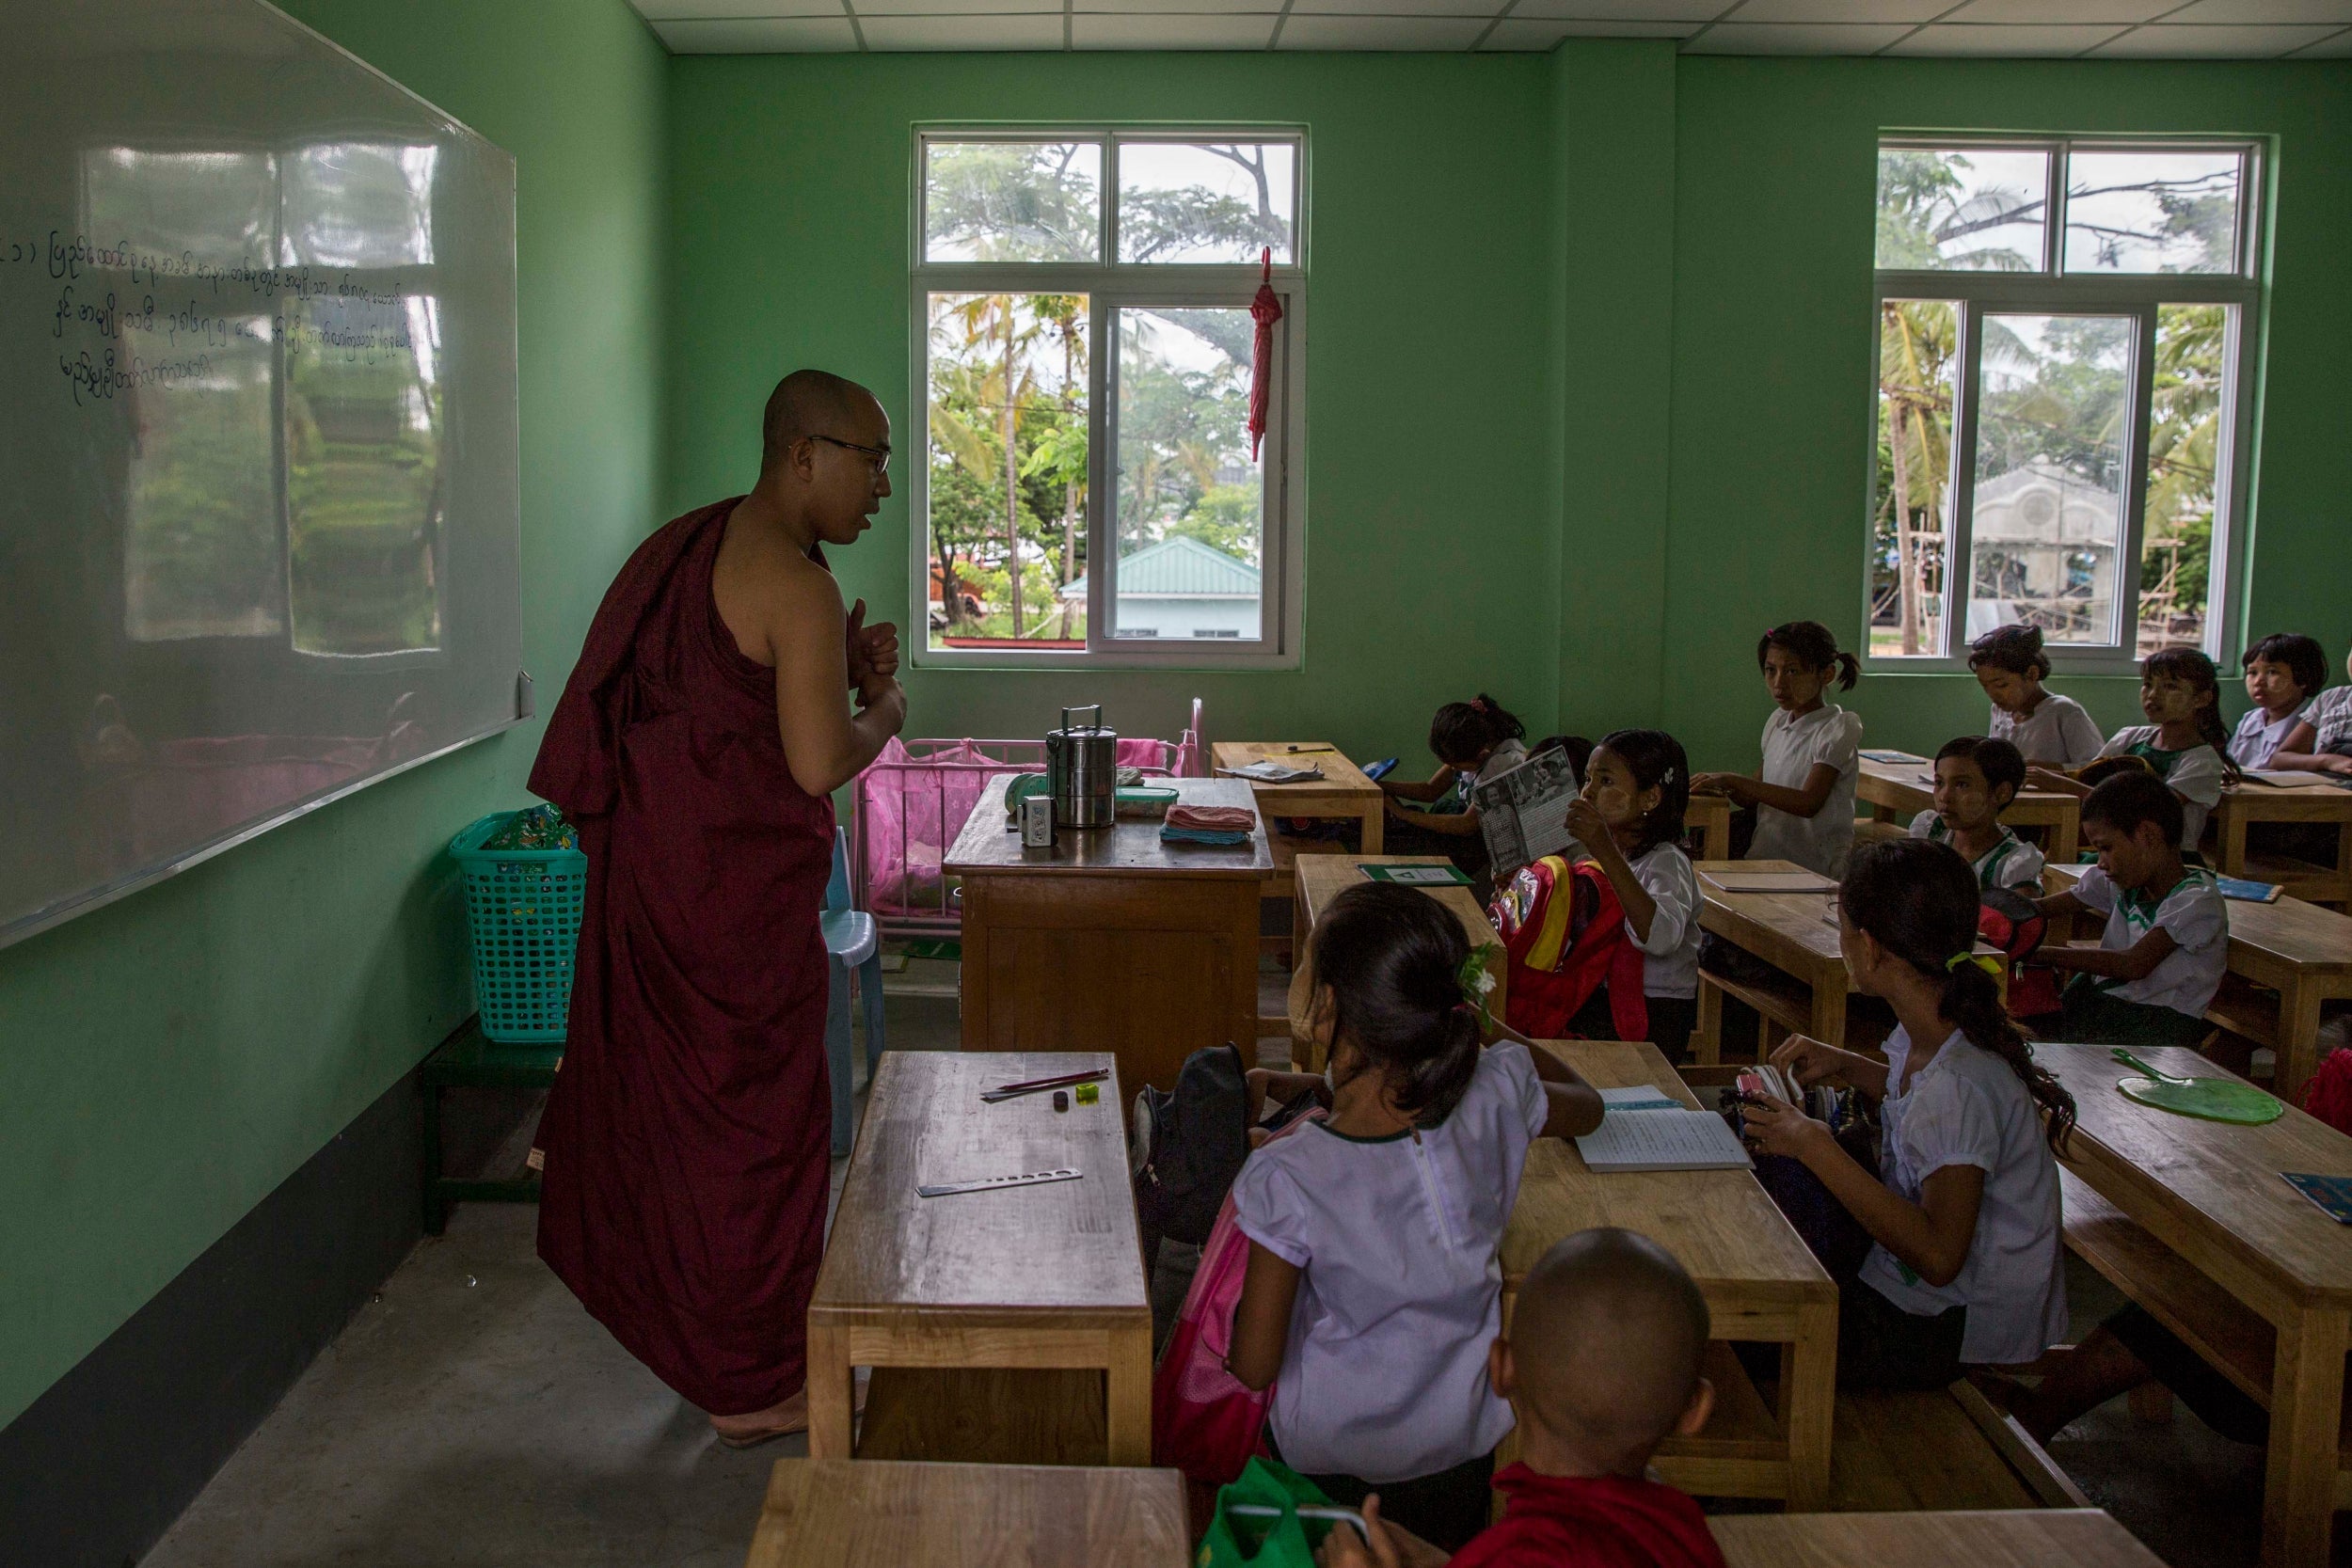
[1879,299,1957,655]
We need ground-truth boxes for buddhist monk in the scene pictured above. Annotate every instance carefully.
[528,369,907,1445]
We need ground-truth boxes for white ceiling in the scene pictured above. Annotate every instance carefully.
[634,0,2352,55]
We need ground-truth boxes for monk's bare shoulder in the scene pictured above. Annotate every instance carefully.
[714,523,842,667]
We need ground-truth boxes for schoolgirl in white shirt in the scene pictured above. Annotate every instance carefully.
[2230,633,2327,769]
[1563,728,1704,1061]
[1741,837,2075,1387]
[1968,625,2104,768]
[2273,645,2352,780]
[2034,647,2240,855]
[1226,884,1605,1552]
[1692,621,1865,879]
[1905,736,2045,893]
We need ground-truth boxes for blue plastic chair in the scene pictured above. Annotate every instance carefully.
[823,827,886,1157]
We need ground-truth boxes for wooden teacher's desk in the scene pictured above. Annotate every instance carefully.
[945,775,1270,1090]
[1502,1038,1837,1509]
[2039,1043,2352,1568]
[806,1051,1152,1468]
[1857,753,2080,867]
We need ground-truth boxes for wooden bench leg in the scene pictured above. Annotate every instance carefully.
[1105,1328,1153,1466]
[2261,1305,2346,1568]
[807,1323,856,1460]
[1781,1300,1837,1512]
[1695,978,1724,1067]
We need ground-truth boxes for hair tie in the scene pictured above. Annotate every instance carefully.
[1946,952,2003,980]
[1470,697,1488,713]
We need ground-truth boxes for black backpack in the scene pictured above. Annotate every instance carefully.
[1129,1043,1252,1256]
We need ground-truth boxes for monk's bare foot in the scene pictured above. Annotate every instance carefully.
[710,1387,809,1449]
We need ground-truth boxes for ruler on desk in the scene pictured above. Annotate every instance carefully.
[917,1167,1082,1199]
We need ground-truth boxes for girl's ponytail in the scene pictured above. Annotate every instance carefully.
[1757,621,1860,691]
[1842,839,2075,1152]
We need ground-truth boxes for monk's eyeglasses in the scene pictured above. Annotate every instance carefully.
[809,434,891,474]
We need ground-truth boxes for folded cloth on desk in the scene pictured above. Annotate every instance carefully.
[1161,827,1253,846]
[1167,804,1256,832]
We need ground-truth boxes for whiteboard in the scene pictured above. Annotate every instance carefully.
[0,0,521,948]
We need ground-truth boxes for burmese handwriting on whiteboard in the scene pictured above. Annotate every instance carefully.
[1574,1107,1753,1172]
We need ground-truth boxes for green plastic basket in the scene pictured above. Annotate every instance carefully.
[450,811,587,1042]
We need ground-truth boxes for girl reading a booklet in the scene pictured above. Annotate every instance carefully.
[1738,838,2076,1388]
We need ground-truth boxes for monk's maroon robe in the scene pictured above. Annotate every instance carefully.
[528,498,834,1416]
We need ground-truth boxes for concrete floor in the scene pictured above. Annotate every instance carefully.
[140,966,2302,1568]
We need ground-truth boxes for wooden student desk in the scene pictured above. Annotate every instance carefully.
[805,1052,1152,1467]
[1692,860,1856,1061]
[1501,1038,1837,1508]
[1709,1509,2166,1568]
[2042,864,2352,1103]
[742,1459,1188,1568]
[1212,740,1385,853]
[2038,1042,2352,1568]
[945,775,1270,1090]
[1857,753,2081,867]
[2212,778,2352,910]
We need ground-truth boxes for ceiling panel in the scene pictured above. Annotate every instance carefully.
[2291,23,2352,46]
[1077,0,1284,13]
[857,0,1061,14]
[2166,0,2352,21]
[1509,0,1724,16]
[2090,19,2341,47]
[1886,20,2128,47]
[1940,0,2180,21]
[1288,0,1503,16]
[1682,19,1912,46]
[859,11,1068,45]
[652,15,861,48]
[633,0,835,17]
[1070,10,1282,42]
[1481,15,1696,41]
[1274,12,1491,41]
[1730,0,1952,24]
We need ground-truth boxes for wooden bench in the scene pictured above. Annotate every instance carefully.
[1711,1508,2166,1567]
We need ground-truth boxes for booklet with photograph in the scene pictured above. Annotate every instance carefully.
[1471,743,1582,879]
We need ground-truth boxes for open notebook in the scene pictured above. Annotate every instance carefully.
[1574,1086,1754,1172]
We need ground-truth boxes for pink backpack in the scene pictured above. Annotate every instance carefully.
[1152,1113,1322,1486]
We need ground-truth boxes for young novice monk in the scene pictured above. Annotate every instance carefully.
[1316,1227,1724,1568]
[2027,770,2227,1048]
[1907,736,2044,893]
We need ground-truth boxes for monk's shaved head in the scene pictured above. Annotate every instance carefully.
[761,369,882,470]
[1511,1228,1708,1471]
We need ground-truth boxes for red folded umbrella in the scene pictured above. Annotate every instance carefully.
[1248,247,1283,462]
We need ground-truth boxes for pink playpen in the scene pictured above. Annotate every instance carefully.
[853,700,1203,934]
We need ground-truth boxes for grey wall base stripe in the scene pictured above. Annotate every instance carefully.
[0,1071,422,1568]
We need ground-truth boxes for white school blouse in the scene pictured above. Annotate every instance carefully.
[1988,693,2105,768]
[1906,811,2046,891]
[1230,1042,1548,1483]
[2306,687,2352,754]
[1747,705,1864,879]
[1855,1026,2067,1368]
[1626,843,1701,1000]
[2070,864,2230,1018]
[2230,704,2312,769]
[2095,729,2227,850]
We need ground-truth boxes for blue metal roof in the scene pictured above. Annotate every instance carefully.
[1060,535,1260,600]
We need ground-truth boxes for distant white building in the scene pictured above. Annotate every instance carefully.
[1061,535,1262,641]
[1963,461,2121,641]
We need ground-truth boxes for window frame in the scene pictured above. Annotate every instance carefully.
[908,125,1307,672]
[1865,135,2265,676]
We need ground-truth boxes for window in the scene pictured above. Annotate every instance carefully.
[913,130,1303,668]
[1867,138,2261,668]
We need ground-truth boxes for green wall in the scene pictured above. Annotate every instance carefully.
[666,54,1563,756]
[0,0,667,1430]
[1661,55,2352,768]
[666,47,2349,776]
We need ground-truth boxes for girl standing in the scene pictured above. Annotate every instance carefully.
[1225,884,1604,1550]
[1692,622,1865,879]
